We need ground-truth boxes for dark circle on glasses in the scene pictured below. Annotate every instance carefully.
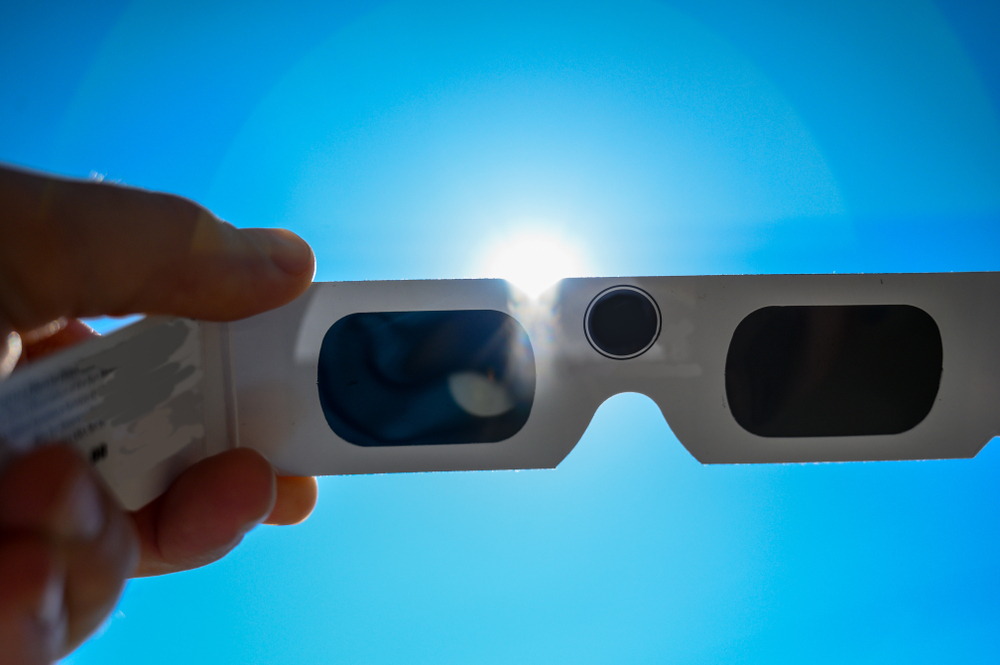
[585,286,661,359]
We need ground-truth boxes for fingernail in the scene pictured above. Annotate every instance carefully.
[0,331,21,378]
[36,560,65,628]
[51,471,105,541]
[253,228,314,277]
[32,557,67,661]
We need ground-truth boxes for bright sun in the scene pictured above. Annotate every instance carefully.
[482,231,588,298]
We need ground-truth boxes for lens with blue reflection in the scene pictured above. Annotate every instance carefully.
[318,310,535,446]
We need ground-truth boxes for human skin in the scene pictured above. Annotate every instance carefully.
[0,164,319,663]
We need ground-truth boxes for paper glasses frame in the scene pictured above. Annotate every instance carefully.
[0,272,997,510]
[234,272,1000,476]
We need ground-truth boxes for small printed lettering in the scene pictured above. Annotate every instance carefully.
[90,443,108,464]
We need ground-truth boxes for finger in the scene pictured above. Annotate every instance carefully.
[264,476,319,526]
[59,499,139,653]
[0,328,20,380]
[19,318,70,345]
[130,448,276,577]
[0,445,138,657]
[0,536,66,665]
[17,319,100,366]
[2,315,74,380]
[0,165,314,333]
[0,446,105,540]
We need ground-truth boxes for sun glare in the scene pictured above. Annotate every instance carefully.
[482,232,587,298]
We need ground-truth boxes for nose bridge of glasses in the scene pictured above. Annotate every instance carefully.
[546,278,719,452]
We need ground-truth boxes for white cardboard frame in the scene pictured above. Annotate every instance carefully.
[1,272,997,509]
[232,272,1000,477]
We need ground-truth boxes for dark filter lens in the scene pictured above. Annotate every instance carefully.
[586,288,660,358]
[318,310,535,446]
[725,305,942,437]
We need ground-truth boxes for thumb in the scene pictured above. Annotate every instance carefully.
[0,165,314,333]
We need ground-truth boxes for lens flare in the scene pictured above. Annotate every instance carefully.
[483,232,587,298]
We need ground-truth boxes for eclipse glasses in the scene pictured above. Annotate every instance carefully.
[1,272,998,510]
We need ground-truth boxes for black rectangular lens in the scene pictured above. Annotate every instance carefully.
[725,305,942,437]
[318,310,535,446]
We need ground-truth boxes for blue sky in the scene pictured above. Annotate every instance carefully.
[3,1,999,662]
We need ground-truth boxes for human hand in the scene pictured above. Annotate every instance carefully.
[0,164,319,663]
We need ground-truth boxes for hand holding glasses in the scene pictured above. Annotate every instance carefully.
[1,272,997,510]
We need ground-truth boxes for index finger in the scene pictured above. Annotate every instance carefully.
[0,165,314,333]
